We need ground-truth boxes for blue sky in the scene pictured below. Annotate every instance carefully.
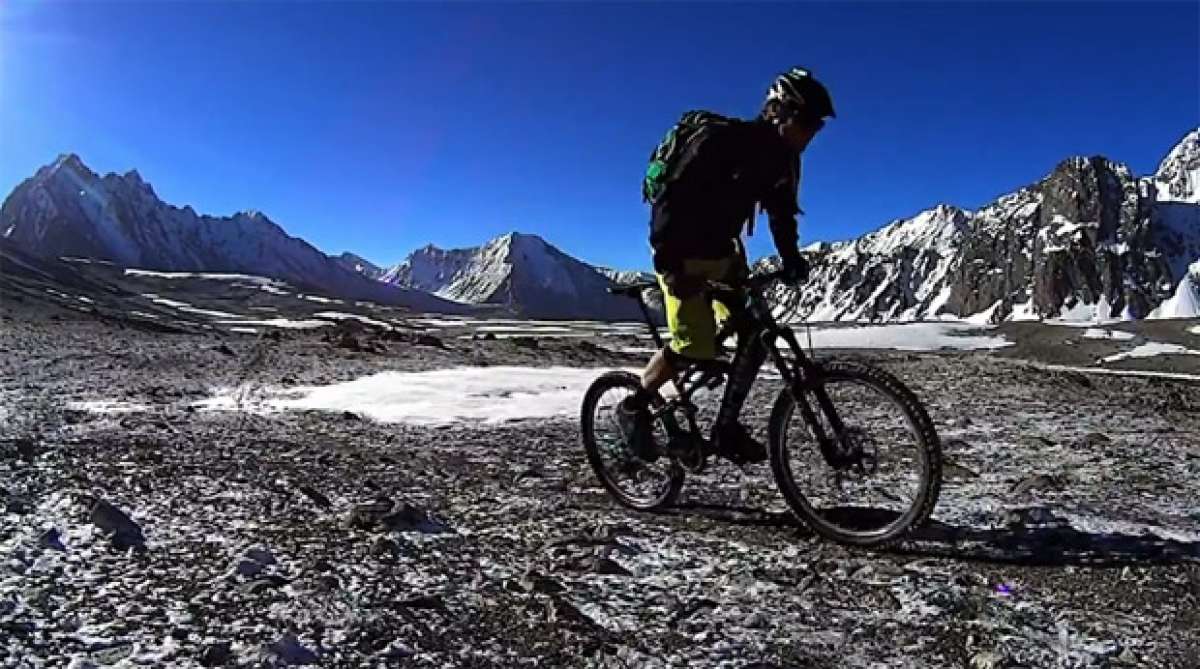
[1,1,1197,270]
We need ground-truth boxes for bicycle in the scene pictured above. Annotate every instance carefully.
[580,268,942,547]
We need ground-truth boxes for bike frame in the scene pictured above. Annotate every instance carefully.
[630,271,851,467]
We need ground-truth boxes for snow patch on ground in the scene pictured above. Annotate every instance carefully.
[215,318,330,329]
[474,325,576,334]
[458,332,595,340]
[1048,294,1124,325]
[196,367,620,425]
[60,256,115,265]
[440,321,1012,350]
[67,400,153,414]
[965,300,1002,325]
[140,294,245,319]
[1009,300,1040,322]
[1081,328,1135,341]
[312,311,395,330]
[124,269,286,286]
[1148,265,1200,319]
[412,317,479,327]
[1101,342,1200,363]
[789,322,1012,351]
[301,294,343,305]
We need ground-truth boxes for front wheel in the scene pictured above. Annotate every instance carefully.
[768,360,941,547]
[581,371,684,511]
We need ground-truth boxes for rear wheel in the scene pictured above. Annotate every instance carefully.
[768,360,941,546]
[581,371,683,510]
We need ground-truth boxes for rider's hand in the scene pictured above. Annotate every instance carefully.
[781,253,810,284]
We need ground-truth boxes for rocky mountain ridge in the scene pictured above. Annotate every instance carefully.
[0,154,461,313]
[379,232,654,320]
[3,131,1196,324]
[333,252,383,280]
[774,129,1200,323]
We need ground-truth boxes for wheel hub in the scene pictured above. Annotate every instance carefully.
[831,427,878,475]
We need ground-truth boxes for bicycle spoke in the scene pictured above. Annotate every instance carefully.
[771,363,937,544]
[586,383,676,504]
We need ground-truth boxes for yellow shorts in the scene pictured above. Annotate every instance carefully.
[656,256,746,361]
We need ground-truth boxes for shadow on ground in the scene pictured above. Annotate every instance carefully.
[902,519,1200,566]
[662,501,800,529]
[664,502,1200,567]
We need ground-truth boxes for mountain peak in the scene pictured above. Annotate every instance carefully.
[46,153,96,181]
[1049,154,1127,179]
[1154,127,1200,204]
[53,152,86,170]
[862,203,972,257]
[236,209,270,222]
[1160,128,1200,168]
[333,252,383,279]
[924,203,970,222]
[377,230,649,319]
[497,230,545,246]
[41,154,159,199]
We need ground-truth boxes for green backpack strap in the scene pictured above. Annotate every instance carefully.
[642,111,735,204]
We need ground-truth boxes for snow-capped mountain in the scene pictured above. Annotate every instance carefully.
[1153,128,1200,204]
[773,129,1200,322]
[1146,129,1200,317]
[594,266,655,286]
[379,244,474,292]
[333,252,383,280]
[8,130,1193,325]
[0,155,463,312]
[381,233,656,320]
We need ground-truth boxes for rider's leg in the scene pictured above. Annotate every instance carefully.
[630,258,728,401]
[714,330,767,428]
[639,347,675,395]
[617,258,726,456]
[711,254,758,426]
[709,258,770,463]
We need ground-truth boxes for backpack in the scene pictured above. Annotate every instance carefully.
[642,110,738,204]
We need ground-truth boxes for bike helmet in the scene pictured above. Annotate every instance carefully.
[765,67,836,120]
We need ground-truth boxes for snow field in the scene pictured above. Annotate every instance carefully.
[195,367,618,425]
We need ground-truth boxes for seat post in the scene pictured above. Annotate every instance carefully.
[637,296,665,349]
[606,281,664,349]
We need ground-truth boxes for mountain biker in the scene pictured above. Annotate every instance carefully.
[617,67,834,464]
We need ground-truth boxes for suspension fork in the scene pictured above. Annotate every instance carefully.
[765,328,850,465]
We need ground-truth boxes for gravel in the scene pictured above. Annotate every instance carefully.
[1,308,1197,667]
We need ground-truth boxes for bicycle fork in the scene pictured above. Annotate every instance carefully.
[765,328,856,469]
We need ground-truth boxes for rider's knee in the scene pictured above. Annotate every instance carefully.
[664,343,712,368]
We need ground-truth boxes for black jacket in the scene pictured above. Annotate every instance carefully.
[649,118,800,272]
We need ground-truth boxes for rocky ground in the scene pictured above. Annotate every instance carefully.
[2,303,1199,668]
